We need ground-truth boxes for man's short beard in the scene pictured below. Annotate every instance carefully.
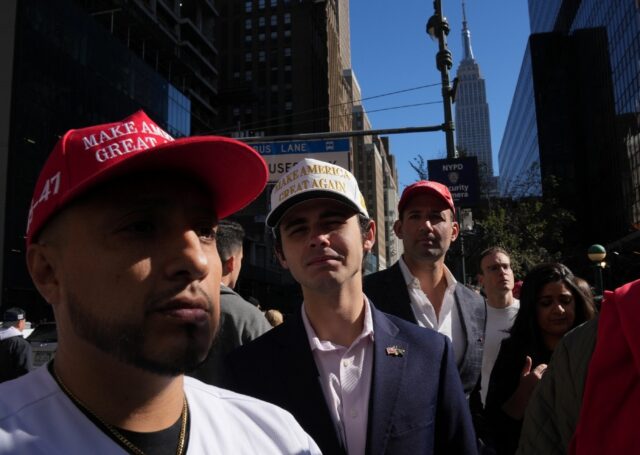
[66,292,214,376]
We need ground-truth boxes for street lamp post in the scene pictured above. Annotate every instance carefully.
[587,244,607,304]
[458,208,473,285]
[426,0,457,159]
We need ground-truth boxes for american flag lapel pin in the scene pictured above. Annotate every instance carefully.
[385,345,406,357]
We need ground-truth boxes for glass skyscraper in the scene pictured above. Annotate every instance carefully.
[1,0,211,319]
[498,0,640,283]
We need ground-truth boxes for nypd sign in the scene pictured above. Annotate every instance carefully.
[427,157,480,207]
[250,139,350,181]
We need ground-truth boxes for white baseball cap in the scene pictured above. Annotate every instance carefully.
[266,158,369,228]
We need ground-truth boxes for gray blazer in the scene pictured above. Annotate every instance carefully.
[363,261,486,396]
[190,284,271,386]
[516,319,598,455]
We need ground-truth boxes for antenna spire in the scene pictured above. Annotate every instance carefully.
[461,0,474,60]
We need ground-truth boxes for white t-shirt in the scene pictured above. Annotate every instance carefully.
[0,365,321,454]
[480,299,520,405]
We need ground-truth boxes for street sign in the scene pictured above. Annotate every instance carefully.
[427,156,480,207]
[250,139,350,181]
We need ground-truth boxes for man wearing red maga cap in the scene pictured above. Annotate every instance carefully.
[0,111,320,454]
[364,180,486,398]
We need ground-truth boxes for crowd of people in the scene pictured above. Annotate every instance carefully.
[0,111,635,454]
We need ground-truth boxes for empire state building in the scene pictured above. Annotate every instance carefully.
[454,1,496,194]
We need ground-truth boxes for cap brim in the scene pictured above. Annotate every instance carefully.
[266,191,362,228]
[63,136,268,221]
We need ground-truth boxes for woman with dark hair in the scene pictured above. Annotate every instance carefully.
[485,263,597,455]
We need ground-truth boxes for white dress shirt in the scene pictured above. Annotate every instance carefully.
[301,298,374,455]
[398,256,464,366]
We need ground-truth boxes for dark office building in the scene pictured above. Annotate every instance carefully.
[214,0,351,138]
[498,0,640,284]
[213,0,356,311]
[1,0,218,319]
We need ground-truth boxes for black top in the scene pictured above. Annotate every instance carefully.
[0,334,32,383]
[484,336,551,455]
[119,414,189,455]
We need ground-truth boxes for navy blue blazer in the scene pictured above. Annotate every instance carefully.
[363,261,486,397]
[226,304,478,455]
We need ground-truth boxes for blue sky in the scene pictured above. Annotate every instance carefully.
[350,0,531,190]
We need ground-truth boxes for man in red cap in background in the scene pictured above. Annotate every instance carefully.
[0,111,320,454]
[364,180,486,398]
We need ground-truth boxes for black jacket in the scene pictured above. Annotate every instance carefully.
[226,304,478,455]
[0,333,32,383]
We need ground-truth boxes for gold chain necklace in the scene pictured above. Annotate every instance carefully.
[51,366,188,455]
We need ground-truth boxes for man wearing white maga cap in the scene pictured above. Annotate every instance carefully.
[266,158,368,228]
[228,158,477,455]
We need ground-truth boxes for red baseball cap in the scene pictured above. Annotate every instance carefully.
[26,110,268,245]
[398,180,455,215]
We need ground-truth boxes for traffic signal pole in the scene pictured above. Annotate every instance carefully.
[237,124,447,143]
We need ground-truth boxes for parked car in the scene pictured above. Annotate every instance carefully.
[27,322,57,368]
[21,322,34,339]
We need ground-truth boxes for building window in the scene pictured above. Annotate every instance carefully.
[271,31,277,40]
[245,1,252,12]
[245,19,252,29]
[245,53,252,62]
[259,17,265,27]
[233,108,240,117]
[258,0,265,9]
[284,29,291,38]
[258,33,265,41]
[271,15,277,26]
[271,0,277,6]
[284,13,291,24]
[233,71,240,79]
[285,102,292,110]
[284,47,291,57]
[245,34,252,43]
[259,51,266,62]
[245,71,252,81]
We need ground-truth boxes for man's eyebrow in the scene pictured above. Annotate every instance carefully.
[406,208,446,214]
[281,217,306,231]
[318,209,350,219]
[281,208,350,230]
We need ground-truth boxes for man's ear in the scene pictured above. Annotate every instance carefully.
[274,247,288,269]
[451,220,460,242]
[392,219,403,239]
[363,220,376,253]
[477,273,484,288]
[26,244,61,306]
[221,255,234,277]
